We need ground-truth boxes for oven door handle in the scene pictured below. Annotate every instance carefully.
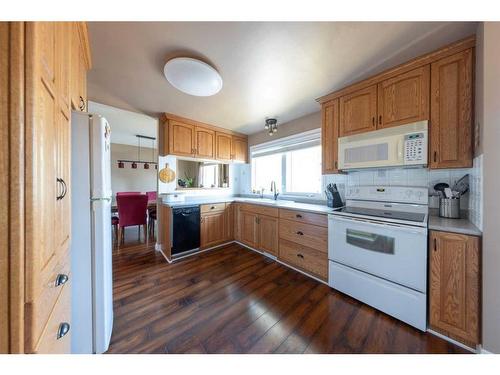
[329,215,427,235]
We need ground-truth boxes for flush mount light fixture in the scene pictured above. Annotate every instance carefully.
[265,118,278,136]
[163,57,223,96]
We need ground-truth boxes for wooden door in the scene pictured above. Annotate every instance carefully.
[240,211,258,249]
[430,49,473,169]
[225,203,234,241]
[195,126,215,159]
[429,231,480,346]
[339,85,377,136]
[216,132,232,161]
[56,22,71,112]
[377,65,430,129]
[169,121,195,157]
[231,136,248,162]
[258,215,278,256]
[321,99,340,173]
[200,211,225,249]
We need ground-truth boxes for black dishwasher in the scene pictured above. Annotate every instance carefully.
[172,205,200,255]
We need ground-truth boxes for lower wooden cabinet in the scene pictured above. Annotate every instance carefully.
[240,211,259,249]
[257,215,279,256]
[429,230,480,347]
[238,206,279,256]
[200,210,226,249]
[278,239,328,281]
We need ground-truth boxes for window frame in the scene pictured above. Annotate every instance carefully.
[250,128,322,199]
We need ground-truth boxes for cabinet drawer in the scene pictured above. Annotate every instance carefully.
[200,203,226,213]
[35,279,72,353]
[279,219,328,252]
[279,239,328,280]
[279,209,328,227]
[239,203,279,218]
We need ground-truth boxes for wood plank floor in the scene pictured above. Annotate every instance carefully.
[108,238,468,354]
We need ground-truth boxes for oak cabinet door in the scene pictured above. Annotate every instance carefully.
[195,127,215,159]
[216,132,232,161]
[339,85,377,136]
[231,136,248,163]
[70,23,81,111]
[430,49,473,169]
[200,211,225,248]
[224,203,234,241]
[321,99,340,173]
[169,121,195,157]
[56,22,71,112]
[429,231,480,346]
[240,211,258,249]
[258,215,278,256]
[377,65,430,129]
[233,204,241,242]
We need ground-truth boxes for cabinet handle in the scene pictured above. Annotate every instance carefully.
[57,322,70,340]
[55,274,69,287]
[60,178,67,199]
[372,117,375,126]
[433,151,437,162]
[56,178,63,200]
[297,253,304,259]
[296,214,302,219]
[211,206,215,210]
[79,96,85,111]
[296,231,304,236]
[334,161,338,169]
[379,115,382,125]
[433,238,437,252]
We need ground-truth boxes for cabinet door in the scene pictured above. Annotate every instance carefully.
[225,203,234,241]
[240,211,258,249]
[195,127,215,159]
[377,66,430,129]
[216,132,232,161]
[430,49,473,169]
[56,22,71,113]
[321,99,340,173]
[200,212,225,249]
[70,23,81,111]
[169,121,195,157]
[429,231,480,346]
[231,136,248,163]
[339,85,377,136]
[234,204,241,242]
[258,215,278,256]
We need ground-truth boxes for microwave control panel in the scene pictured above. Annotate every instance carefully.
[404,133,425,162]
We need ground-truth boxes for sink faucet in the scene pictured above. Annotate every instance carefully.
[270,181,279,201]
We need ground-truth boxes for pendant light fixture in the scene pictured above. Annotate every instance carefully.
[265,118,278,136]
[116,135,158,169]
[118,161,124,169]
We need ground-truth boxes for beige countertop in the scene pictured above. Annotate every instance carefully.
[428,209,482,236]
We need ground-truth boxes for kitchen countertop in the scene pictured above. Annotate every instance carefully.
[160,196,341,215]
[428,209,482,236]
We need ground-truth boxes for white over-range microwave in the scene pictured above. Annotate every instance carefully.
[338,121,428,170]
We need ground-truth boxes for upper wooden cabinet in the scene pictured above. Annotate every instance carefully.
[160,114,248,163]
[231,136,248,163]
[339,85,377,137]
[70,23,90,112]
[429,230,480,347]
[430,49,473,169]
[321,99,340,174]
[216,132,232,161]
[319,36,475,170]
[377,66,430,129]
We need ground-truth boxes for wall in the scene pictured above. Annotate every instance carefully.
[248,111,321,146]
[481,21,500,354]
[111,143,157,197]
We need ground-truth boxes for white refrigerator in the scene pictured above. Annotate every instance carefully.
[71,111,114,354]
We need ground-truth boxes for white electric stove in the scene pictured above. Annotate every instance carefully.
[328,185,429,331]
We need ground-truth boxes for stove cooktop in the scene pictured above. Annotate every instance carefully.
[335,206,426,223]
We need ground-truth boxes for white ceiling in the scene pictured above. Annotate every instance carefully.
[87,22,477,135]
[88,101,158,147]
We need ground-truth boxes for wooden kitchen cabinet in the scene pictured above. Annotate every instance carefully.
[339,85,377,136]
[257,215,279,256]
[224,203,234,241]
[430,49,473,169]
[169,120,196,157]
[195,126,215,159]
[200,210,226,249]
[429,230,480,347]
[240,211,259,249]
[216,132,232,161]
[377,66,430,129]
[70,22,90,112]
[231,136,248,163]
[321,99,340,174]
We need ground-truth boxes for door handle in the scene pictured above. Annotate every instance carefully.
[57,322,70,339]
[60,178,67,199]
[434,238,437,251]
[56,178,63,200]
[379,115,382,125]
[55,274,69,287]
[79,96,85,111]
[372,117,375,126]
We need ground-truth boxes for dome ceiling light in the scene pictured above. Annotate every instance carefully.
[265,118,278,136]
[163,57,223,97]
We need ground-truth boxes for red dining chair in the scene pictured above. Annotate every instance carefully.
[117,191,141,196]
[116,194,148,247]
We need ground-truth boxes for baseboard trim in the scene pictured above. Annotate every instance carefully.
[426,329,477,353]
[479,346,494,354]
[170,241,234,262]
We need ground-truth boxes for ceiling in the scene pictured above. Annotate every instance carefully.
[87,22,477,135]
[88,101,158,147]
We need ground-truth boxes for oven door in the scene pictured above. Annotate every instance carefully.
[328,215,427,292]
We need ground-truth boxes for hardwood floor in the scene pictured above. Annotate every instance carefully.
[108,240,468,354]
